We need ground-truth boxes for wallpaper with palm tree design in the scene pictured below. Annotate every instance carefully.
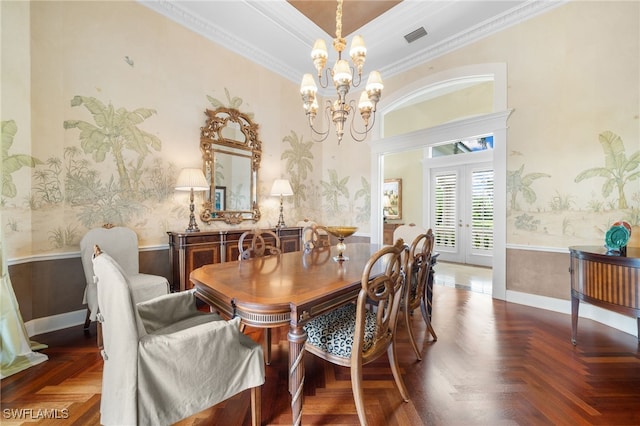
[507,130,639,246]
[2,88,371,257]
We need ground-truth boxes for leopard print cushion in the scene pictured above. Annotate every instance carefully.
[304,303,378,358]
[409,266,419,299]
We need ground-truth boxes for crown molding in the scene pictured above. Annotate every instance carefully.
[139,0,568,84]
[139,0,304,82]
[380,0,568,78]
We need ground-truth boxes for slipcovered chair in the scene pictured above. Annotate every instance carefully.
[238,229,282,365]
[303,239,410,425]
[93,245,265,426]
[238,229,281,260]
[392,223,427,250]
[80,226,169,333]
[403,229,438,361]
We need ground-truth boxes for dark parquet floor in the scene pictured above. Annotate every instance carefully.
[2,285,640,425]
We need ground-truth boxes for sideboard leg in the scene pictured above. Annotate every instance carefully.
[571,296,579,345]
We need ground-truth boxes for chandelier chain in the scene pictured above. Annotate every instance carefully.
[335,0,343,39]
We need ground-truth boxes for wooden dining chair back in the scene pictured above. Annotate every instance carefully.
[237,229,282,365]
[303,239,410,425]
[403,229,438,360]
[238,229,281,260]
[302,222,329,251]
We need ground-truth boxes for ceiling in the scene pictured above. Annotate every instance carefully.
[287,0,402,37]
[140,0,563,85]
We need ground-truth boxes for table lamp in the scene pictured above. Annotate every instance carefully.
[175,168,209,232]
[270,179,293,228]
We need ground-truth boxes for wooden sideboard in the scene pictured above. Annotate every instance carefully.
[383,223,403,245]
[569,245,640,344]
[167,227,302,292]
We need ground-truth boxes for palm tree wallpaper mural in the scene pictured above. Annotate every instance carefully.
[279,130,370,226]
[281,131,313,210]
[507,164,550,212]
[575,131,640,210]
[507,130,640,247]
[2,97,181,255]
[62,96,176,229]
[2,120,42,202]
[321,169,350,218]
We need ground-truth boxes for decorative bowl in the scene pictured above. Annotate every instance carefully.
[319,226,357,261]
[322,226,358,238]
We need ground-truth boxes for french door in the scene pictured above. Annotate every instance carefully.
[431,162,493,267]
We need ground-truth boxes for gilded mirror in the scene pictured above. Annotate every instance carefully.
[199,107,261,224]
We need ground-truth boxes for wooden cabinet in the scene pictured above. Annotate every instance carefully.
[383,223,403,245]
[570,245,640,344]
[168,227,302,292]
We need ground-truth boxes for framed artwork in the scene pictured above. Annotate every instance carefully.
[214,186,226,210]
[383,179,402,220]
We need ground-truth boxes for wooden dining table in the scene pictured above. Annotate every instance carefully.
[190,242,383,426]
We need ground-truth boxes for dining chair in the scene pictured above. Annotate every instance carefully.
[303,239,410,425]
[80,225,169,343]
[403,229,438,360]
[238,229,282,365]
[238,229,282,260]
[93,245,264,426]
[301,222,329,250]
[392,223,427,249]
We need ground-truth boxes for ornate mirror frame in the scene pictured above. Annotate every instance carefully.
[199,107,261,225]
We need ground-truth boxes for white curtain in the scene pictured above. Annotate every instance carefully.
[0,222,48,379]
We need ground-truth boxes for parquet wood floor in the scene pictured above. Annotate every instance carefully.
[2,285,640,425]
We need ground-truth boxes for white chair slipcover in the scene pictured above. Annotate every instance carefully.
[392,223,427,248]
[93,248,265,426]
[80,226,169,323]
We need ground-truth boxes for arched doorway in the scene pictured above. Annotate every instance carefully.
[370,64,512,300]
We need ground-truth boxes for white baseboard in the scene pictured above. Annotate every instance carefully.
[25,309,88,337]
[506,290,638,338]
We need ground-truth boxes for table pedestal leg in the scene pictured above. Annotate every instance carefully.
[288,324,306,426]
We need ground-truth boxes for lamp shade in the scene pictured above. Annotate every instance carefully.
[175,168,209,191]
[366,71,384,91]
[332,59,352,85]
[300,73,318,95]
[270,179,293,196]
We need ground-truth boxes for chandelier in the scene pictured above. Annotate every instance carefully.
[299,0,383,144]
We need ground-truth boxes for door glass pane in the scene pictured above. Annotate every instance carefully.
[434,173,457,248]
[431,136,493,158]
[471,168,494,251]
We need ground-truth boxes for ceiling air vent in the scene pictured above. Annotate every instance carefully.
[404,27,427,44]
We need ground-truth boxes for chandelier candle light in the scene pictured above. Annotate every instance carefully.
[300,0,383,144]
[271,179,294,228]
[175,168,209,233]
